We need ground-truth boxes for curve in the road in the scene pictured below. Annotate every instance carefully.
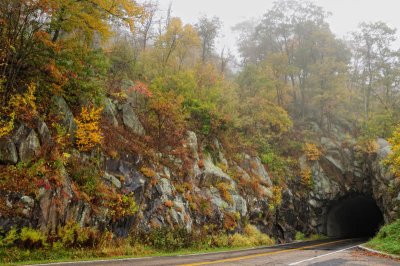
[178,239,351,266]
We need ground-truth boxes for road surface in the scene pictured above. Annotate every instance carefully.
[33,238,399,266]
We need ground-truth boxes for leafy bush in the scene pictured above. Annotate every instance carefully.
[19,228,48,249]
[141,227,193,251]
[300,166,313,187]
[75,106,103,152]
[56,221,100,249]
[303,143,322,161]
[217,182,233,204]
[295,231,305,240]
[367,220,400,255]
[215,224,274,248]
[0,228,47,249]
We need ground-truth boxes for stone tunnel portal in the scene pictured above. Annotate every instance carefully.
[326,194,384,238]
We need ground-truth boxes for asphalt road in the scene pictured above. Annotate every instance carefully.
[32,238,400,266]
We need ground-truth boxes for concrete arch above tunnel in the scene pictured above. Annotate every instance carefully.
[326,194,383,238]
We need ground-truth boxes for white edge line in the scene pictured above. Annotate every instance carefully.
[358,245,400,259]
[288,244,359,265]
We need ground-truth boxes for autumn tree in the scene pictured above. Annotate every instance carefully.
[153,17,200,73]
[195,16,222,63]
[351,22,400,126]
[0,0,144,107]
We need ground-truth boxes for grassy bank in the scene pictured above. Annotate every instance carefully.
[0,224,274,265]
[366,220,400,256]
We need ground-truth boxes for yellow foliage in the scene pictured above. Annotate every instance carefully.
[0,82,38,138]
[0,112,15,138]
[9,82,38,119]
[53,0,144,41]
[386,125,400,179]
[269,186,282,210]
[230,224,275,247]
[300,166,313,187]
[74,106,103,151]
[304,143,322,161]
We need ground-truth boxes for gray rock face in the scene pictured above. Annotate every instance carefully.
[156,178,174,199]
[52,96,76,134]
[19,130,41,162]
[122,103,145,136]
[186,131,199,161]
[377,138,391,159]
[0,138,18,164]
[37,121,51,144]
[201,154,233,186]
[104,98,119,127]
[103,172,122,189]
[232,194,248,216]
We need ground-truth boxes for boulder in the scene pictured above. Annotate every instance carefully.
[241,155,272,185]
[103,98,119,127]
[156,178,174,199]
[19,130,41,162]
[0,138,18,164]
[122,103,145,136]
[376,138,391,159]
[320,137,339,151]
[232,194,248,217]
[103,172,122,189]
[200,154,233,186]
[186,131,199,161]
[37,120,51,144]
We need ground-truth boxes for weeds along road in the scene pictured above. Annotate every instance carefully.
[32,238,399,266]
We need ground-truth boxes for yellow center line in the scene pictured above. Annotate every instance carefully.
[178,239,351,266]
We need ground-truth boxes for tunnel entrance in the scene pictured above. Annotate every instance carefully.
[326,194,383,238]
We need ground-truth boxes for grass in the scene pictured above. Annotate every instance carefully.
[0,225,275,265]
[295,232,327,241]
[0,243,275,266]
[365,219,400,256]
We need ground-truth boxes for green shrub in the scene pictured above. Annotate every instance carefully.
[19,228,48,249]
[295,231,305,240]
[56,221,100,248]
[0,228,18,247]
[367,220,400,255]
[141,227,193,251]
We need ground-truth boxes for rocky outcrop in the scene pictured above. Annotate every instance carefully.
[19,130,41,162]
[122,103,145,136]
[52,96,76,135]
[1,98,399,244]
[103,98,119,127]
[0,138,18,164]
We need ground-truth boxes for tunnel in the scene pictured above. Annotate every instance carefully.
[326,194,384,238]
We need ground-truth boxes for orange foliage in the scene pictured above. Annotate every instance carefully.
[217,182,233,204]
[164,200,174,208]
[304,143,322,161]
[223,212,237,231]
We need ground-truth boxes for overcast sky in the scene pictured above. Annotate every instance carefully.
[157,0,400,55]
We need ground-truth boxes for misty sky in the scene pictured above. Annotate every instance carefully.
[157,0,400,55]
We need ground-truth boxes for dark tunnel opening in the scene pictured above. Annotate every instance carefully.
[326,195,384,238]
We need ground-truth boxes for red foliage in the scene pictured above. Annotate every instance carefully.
[128,81,152,97]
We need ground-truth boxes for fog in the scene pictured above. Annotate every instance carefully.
[158,0,400,53]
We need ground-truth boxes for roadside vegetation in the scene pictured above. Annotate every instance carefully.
[295,232,327,242]
[0,224,274,264]
[0,0,400,263]
[366,220,400,256]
